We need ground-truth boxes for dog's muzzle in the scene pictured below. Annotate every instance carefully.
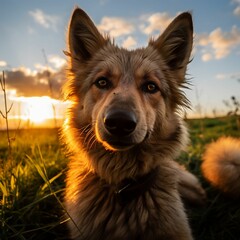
[102,109,138,150]
[104,109,137,137]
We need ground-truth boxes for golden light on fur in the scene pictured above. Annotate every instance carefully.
[62,7,206,240]
[202,137,240,198]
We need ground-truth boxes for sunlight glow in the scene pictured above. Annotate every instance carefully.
[1,94,70,129]
[12,96,57,124]
[27,97,54,123]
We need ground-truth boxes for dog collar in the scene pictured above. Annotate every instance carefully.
[114,167,159,205]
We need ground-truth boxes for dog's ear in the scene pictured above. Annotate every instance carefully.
[68,7,108,61]
[150,12,193,82]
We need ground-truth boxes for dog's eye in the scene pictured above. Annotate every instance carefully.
[94,77,112,89]
[142,82,159,94]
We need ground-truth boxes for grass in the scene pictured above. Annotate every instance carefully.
[0,128,69,240]
[0,116,240,240]
[184,116,240,240]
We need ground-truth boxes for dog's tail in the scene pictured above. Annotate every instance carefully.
[201,137,240,198]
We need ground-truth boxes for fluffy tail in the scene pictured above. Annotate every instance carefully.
[201,137,240,198]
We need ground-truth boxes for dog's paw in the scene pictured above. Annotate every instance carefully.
[173,161,207,206]
[178,173,207,206]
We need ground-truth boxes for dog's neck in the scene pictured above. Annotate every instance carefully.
[113,167,159,205]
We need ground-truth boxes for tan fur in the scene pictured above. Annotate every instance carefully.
[172,161,206,205]
[202,137,240,198]
[63,7,205,240]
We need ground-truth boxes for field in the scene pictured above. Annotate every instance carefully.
[0,116,240,240]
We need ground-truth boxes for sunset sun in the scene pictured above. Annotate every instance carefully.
[23,96,56,124]
[28,98,53,123]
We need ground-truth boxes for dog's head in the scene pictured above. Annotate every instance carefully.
[64,8,192,154]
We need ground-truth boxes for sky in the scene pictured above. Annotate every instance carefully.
[0,0,240,128]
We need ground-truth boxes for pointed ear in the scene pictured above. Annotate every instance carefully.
[68,7,108,61]
[149,12,193,82]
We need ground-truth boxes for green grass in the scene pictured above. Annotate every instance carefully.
[0,116,240,240]
[184,116,240,240]
[0,129,69,240]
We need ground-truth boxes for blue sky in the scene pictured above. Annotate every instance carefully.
[0,0,240,123]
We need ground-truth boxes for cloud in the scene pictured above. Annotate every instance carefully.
[201,53,213,62]
[34,55,66,73]
[234,6,240,17]
[216,72,240,80]
[34,63,50,72]
[98,17,134,37]
[96,11,176,47]
[232,0,240,17]
[122,36,137,49]
[197,26,240,60]
[140,12,174,35]
[2,54,66,98]
[5,66,66,99]
[0,60,7,67]
[48,55,66,69]
[29,9,59,30]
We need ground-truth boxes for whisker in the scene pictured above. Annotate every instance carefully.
[86,129,95,149]
[80,123,92,133]
[88,134,97,150]
[82,124,93,146]
[77,120,99,150]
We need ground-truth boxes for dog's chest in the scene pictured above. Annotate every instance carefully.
[70,173,181,240]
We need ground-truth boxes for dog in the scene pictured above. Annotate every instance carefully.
[202,136,240,198]
[62,7,206,240]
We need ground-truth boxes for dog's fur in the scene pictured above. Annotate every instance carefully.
[63,7,206,240]
[202,137,240,198]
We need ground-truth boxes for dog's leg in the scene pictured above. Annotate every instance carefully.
[172,161,206,206]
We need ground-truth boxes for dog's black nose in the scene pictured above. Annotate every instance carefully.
[104,110,137,137]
